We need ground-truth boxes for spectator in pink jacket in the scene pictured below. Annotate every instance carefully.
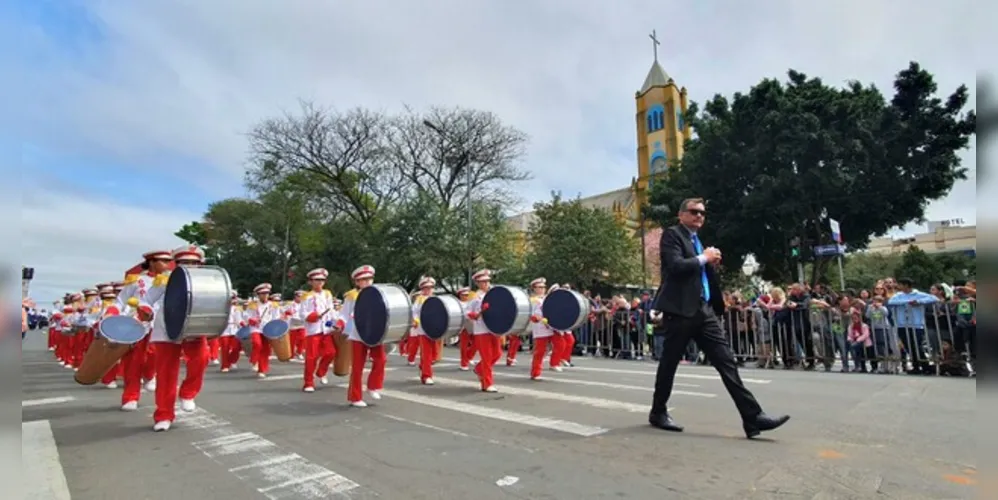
[847,309,872,373]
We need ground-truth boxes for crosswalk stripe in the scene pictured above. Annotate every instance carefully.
[429,376,651,413]
[489,371,717,398]
[23,396,76,407]
[22,420,72,500]
[559,365,773,384]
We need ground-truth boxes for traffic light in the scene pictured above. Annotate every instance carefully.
[789,237,800,259]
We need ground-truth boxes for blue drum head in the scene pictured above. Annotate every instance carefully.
[235,325,253,340]
[100,316,146,344]
[354,287,387,346]
[420,297,450,340]
[543,289,584,331]
[163,269,190,341]
[482,287,516,335]
[261,319,289,339]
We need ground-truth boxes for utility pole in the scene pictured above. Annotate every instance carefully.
[22,266,34,300]
[423,120,473,287]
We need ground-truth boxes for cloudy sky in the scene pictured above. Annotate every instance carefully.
[7,0,983,305]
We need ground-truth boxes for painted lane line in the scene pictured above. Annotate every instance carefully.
[23,396,76,407]
[437,357,704,387]
[378,413,538,453]
[22,420,72,500]
[258,365,453,382]
[490,371,717,398]
[564,365,772,384]
[337,384,607,437]
[430,376,653,413]
[187,407,361,499]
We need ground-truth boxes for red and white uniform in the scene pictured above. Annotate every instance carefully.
[289,291,306,358]
[528,281,564,379]
[467,269,500,392]
[97,287,126,388]
[116,259,167,411]
[342,265,386,407]
[244,283,278,377]
[411,276,439,385]
[300,268,339,392]
[219,297,242,372]
[150,245,209,432]
[456,287,477,370]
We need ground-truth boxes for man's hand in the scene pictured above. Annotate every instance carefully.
[703,247,722,264]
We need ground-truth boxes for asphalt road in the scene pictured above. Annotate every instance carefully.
[22,331,977,500]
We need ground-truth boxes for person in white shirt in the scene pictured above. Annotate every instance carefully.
[299,268,339,392]
[466,269,500,393]
[340,265,386,407]
[410,276,438,385]
[244,283,280,378]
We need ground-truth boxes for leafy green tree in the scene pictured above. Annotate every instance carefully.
[649,62,976,286]
[894,246,943,289]
[524,193,641,289]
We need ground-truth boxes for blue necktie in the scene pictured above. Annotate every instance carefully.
[691,234,711,302]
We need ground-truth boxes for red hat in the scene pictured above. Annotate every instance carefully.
[351,265,375,281]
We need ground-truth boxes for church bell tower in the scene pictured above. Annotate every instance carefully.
[635,30,690,208]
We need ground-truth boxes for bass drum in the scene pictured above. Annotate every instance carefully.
[542,288,591,331]
[419,295,464,341]
[481,286,532,336]
[235,325,254,358]
[75,315,147,385]
[354,284,412,347]
[163,266,233,341]
[261,319,292,362]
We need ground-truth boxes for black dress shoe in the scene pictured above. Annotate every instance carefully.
[743,413,790,438]
[649,413,684,432]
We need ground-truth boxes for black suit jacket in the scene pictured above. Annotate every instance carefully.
[651,224,725,318]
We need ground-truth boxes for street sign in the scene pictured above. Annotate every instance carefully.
[812,244,846,257]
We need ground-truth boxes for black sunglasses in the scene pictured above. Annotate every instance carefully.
[685,209,706,216]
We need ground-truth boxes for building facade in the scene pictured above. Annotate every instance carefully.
[866,221,977,256]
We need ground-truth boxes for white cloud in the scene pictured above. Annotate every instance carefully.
[6,0,985,286]
[19,185,197,306]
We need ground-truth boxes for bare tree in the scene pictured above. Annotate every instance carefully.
[245,101,411,227]
[386,106,531,209]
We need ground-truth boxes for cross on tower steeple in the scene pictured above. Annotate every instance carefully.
[649,29,661,62]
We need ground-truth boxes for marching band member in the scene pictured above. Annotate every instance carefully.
[244,283,278,378]
[47,307,62,354]
[557,283,576,367]
[98,286,125,388]
[300,268,338,393]
[116,249,172,411]
[80,288,100,363]
[290,290,306,359]
[68,292,88,370]
[466,269,500,392]
[341,265,386,407]
[528,281,562,379]
[410,276,438,385]
[220,292,242,372]
[150,245,210,431]
[55,304,74,367]
[456,287,477,371]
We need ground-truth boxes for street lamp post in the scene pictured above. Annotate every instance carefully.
[423,120,474,287]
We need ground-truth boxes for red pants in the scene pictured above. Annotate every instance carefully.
[561,332,575,363]
[347,340,386,402]
[207,338,220,361]
[47,328,57,350]
[56,334,73,363]
[419,336,440,382]
[531,337,553,378]
[250,333,272,373]
[121,336,150,404]
[303,335,336,389]
[291,328,306,356]
[458,330,476,368]
[405,335,418,364]
[101,361,122,384]
[472,334,502,390]
[153,339,207,423]
[506,336,522,364]
[220,336,241,369]
[550,334,566,367]
[143,343,156,381]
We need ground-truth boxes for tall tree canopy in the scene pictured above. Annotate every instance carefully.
[649,62,976,284]
[524,194,641,290]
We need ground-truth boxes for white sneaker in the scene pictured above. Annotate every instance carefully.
[220,368,229,373]
[180,399,196,412]
[458,365,470,371]
[153,421,171,432]
[211,359,220,365]
[484,385,498,393]
[423,378,434,385]
[73,367,79,372]
[105,381,118,389]
[561,360,571,367]
[121,401,138,411]
[257,372,267,379]
[531,376,542,381]
[408,361,416,366]
[319,376,329,385]
[251,363,258,372]
[231,364,238,370]
[144,379,157,392]
[48,347,55,351]
[64,364,74,369]
[552,366,563,372]
[368,390,382,400]
[303,386,315,393]
[350,400,368,408]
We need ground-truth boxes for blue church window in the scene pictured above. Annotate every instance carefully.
[646,104,665,132]
[676,110,685,130]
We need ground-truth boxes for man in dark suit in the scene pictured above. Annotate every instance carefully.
[648,198,790,438]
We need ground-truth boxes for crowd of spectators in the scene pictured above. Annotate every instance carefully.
[565,277,976,378]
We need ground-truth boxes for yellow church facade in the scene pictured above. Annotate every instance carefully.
[506,35,690,286]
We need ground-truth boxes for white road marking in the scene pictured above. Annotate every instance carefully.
[491,371,717,398]
[22,420,72,500]
[187,407,361,499]
[496,475,520,487]
[565,365,772,384]
[23,396,76,407]
[341,384,608,437]
[259,365,429,382]
[430,376,652,413]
